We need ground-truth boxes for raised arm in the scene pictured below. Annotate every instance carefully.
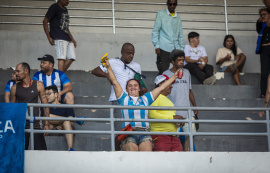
[105,60,123,98]
[151,70,179,100]
[92,66,109,78]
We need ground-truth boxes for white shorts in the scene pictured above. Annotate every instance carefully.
[55,40,76,60]
[182,117,196,133]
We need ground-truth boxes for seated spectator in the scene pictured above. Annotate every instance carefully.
[4,68,17,103]
[149,74,184,152]
[216,35,246,85]
[105,59,178,151]
[33,54,74,104]
[45,85,75,151]
[184,32,216,85]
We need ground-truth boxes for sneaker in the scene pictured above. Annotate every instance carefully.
[76,116,86,126]
[231,63,237,73]
[68,148,74,151]
[203,76,216,85]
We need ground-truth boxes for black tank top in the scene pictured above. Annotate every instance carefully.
[16,80,40,128]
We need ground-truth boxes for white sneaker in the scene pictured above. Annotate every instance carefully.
[203,76,216,85]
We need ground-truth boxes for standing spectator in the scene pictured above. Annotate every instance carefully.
[45,85,75,151]
[10,62,49,150]
[256,8,270,97]
[184,32,216,85]
[92,43,147,130]
[33,54,74,104]
[152,0,184,75]
[43,0,77,72]
[149,74,184,152]
[105,59,178,151]
[216,35,246,86]
[163,49,198,151]
[263,0,270,7]
[4,68,17,103]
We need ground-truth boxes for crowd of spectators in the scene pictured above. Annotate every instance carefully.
[2,0,269,152]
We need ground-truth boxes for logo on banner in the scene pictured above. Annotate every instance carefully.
[0,120,16,139]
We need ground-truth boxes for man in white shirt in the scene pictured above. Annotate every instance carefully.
[184,32,216,85]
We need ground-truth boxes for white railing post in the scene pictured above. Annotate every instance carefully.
[29,106,34,150]
[266,110,270,151]
[224,0,229,35]
[110,108,115,151]
[112,0,115,34]
[188,109,194,152]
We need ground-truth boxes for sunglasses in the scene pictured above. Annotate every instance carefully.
[168,3,177,6]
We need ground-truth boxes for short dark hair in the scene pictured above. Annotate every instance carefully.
[169,49,185,63]
[20,62,30,74]
[188,32,200,42]
[45,85,58,93]
[121,43,134,52]
[167,0,178,4]
[126,79,141,89]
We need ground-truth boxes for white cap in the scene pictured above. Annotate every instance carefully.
[154,75,167,85]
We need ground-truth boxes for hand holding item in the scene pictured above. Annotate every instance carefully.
[101,53,109,67]
[178,68,183,79]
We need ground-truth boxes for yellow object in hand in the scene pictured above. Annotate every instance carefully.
[100,53,109,67]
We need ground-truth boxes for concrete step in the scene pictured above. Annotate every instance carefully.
[194,136,268,152]
[45,135,111,151]
[191,72,260,86]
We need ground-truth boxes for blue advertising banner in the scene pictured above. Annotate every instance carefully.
[0,103,27,173]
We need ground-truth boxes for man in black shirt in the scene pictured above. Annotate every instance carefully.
[11,62,49,150]
[45,85,75,151]
[43,0,77,72]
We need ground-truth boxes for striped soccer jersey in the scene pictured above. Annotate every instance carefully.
[32,69,70,92]
[117,91,154,128]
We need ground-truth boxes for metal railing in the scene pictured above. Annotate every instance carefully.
[0,0,264,33]
[26,103,270,152]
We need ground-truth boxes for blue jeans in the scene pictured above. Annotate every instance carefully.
[121,134,152,146]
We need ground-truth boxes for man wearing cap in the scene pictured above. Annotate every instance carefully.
[43,0,77,72]
[4,68,17,103]
[163,49,198,151]
[152,0,184,75]
[149,74,184,151]
[33,54,74,104]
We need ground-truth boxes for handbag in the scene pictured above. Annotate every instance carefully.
[117,124,133,141]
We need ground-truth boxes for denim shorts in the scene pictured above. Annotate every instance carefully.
[121,134,152,146]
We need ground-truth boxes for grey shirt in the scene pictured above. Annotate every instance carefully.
[163,69,195,118]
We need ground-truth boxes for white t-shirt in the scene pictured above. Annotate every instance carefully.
[100,58,141,101]
[216,47,243,68]
[184,44,207,66]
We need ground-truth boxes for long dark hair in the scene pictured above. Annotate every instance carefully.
[223,35,237,56]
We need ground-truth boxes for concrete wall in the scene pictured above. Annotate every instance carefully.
[0,0,264,72]
[0,31,261,72]
[25,151,270,173]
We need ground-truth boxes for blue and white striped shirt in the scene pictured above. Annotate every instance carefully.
[117,91,154,128]
[32,69,70,92]
[4,80,16,92]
